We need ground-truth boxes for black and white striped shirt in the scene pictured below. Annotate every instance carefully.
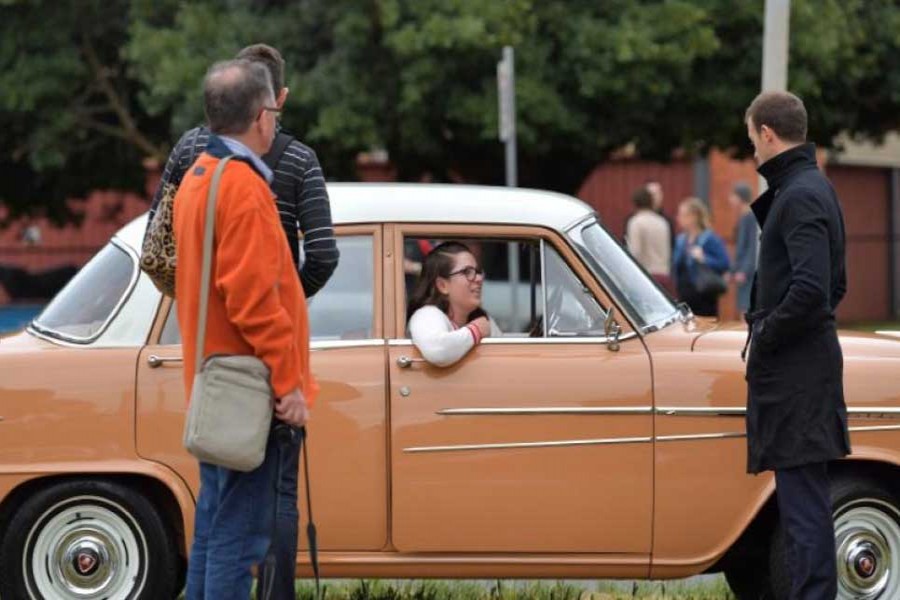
[145,126,339,298]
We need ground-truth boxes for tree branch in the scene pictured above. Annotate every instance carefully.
[80,33,165,160]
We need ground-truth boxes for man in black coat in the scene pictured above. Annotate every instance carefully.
[743,91,851,599]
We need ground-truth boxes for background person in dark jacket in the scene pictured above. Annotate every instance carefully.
[147,45,338,599]
[672,197,730,317]
[726,182,758,316]
[744,91,850,600]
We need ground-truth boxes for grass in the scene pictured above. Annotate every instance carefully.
[842,320,900,333]
[177,577,736,599]
[280,577,737,600]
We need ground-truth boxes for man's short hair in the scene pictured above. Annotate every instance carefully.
[236,43,285,96]
[203,59,274,135]
[632,187,653,209]
[745,91,808,143]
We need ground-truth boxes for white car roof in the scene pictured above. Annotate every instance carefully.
[116,183,595,252]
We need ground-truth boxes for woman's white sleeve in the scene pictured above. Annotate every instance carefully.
[409,308,475,367]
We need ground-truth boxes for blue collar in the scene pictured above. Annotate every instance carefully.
[205,134,273,184]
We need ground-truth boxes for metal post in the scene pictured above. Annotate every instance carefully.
[758,0,791,193]
[498,46,518,187]
[762,0,790,92]
[498,46,520,325]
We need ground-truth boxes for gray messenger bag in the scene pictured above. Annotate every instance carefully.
[182,156,274,472]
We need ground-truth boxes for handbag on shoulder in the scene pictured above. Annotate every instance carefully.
[182,156,274,472]
[140,182,178,296]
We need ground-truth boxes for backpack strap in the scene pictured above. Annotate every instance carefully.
[262,131,295,171]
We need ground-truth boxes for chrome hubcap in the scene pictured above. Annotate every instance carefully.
[25,496,146,599]
[835,500,900,599]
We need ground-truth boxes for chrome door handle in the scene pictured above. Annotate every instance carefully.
[396,356,427,369]
[147,355,183,369]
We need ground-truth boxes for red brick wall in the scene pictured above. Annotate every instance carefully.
[576,159,694,239]
[0,191,151,273]
[829,165,892,323]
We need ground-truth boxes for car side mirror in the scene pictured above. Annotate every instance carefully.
[604,308,622,352]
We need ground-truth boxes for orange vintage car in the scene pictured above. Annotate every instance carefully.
[0,184,898,600]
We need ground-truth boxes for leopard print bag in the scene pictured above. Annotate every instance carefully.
[140,182,177,297]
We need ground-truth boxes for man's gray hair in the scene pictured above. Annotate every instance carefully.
[203,59,274,135]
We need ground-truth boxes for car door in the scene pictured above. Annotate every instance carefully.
[388,224,654,554]
[135,225,389,551]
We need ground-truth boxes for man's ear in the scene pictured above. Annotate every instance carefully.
[276,87,289,109]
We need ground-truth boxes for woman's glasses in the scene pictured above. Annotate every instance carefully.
[447,266,485,282]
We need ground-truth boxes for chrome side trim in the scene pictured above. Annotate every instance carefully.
[848,424,900,433]
[656,432,746,442]
[311,339,385,350]
[656,407,746,417]
[404,436,652,453]
[437,407,652,416]
[847,408,900,418]
[654,407,900,419]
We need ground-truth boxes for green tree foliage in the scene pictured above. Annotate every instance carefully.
[0,0,897,222]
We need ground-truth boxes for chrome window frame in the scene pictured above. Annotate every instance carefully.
[564,214,680,335]
[28,238,141,345]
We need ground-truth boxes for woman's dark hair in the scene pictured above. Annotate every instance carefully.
[406,241,488,322]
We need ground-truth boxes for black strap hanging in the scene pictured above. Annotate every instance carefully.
[299,427,321,599]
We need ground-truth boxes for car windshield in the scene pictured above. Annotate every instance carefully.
[32,241,137,343]
[567,217,679,332]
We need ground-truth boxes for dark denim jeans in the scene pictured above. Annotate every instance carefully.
[257,425,302,599]
[186,426,282,600]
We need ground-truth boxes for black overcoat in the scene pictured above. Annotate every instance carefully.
[745,143,851,474]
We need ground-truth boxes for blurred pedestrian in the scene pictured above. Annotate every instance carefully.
[623,178,675,247]
[174,59,317,599]
[672,198,730,317]
[744,90,850,600]
[728,182,758,315]
[625,187,673,293]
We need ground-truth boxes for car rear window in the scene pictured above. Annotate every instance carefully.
[32,241,137,343]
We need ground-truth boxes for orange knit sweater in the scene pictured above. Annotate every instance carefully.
[173,153,317,406]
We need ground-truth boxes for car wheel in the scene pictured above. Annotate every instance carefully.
[0,479,180,599]
[768,476,900,600]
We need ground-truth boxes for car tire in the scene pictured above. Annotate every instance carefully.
[768,475,900,600]
[0,479,180,599]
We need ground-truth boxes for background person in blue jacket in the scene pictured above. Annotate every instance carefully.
[672,197,730,317]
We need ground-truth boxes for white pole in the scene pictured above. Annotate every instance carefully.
[759,0,791,193]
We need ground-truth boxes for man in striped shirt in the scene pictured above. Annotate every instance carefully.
[145,44,339,299]
[145,44,337,598]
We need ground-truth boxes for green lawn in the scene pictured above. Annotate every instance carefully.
[241,577,736,599]
[842,320,900,333]
[178,577,736,599]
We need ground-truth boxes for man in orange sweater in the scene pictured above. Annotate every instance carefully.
[174,59,317,599]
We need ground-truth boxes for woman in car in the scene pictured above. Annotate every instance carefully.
[407,241,500,366]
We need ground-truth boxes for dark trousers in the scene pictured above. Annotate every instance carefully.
[257,424,302,600]
[774,462,837,600]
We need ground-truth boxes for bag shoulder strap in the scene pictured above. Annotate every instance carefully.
[195,155,235,374]
[261,131,295,171]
